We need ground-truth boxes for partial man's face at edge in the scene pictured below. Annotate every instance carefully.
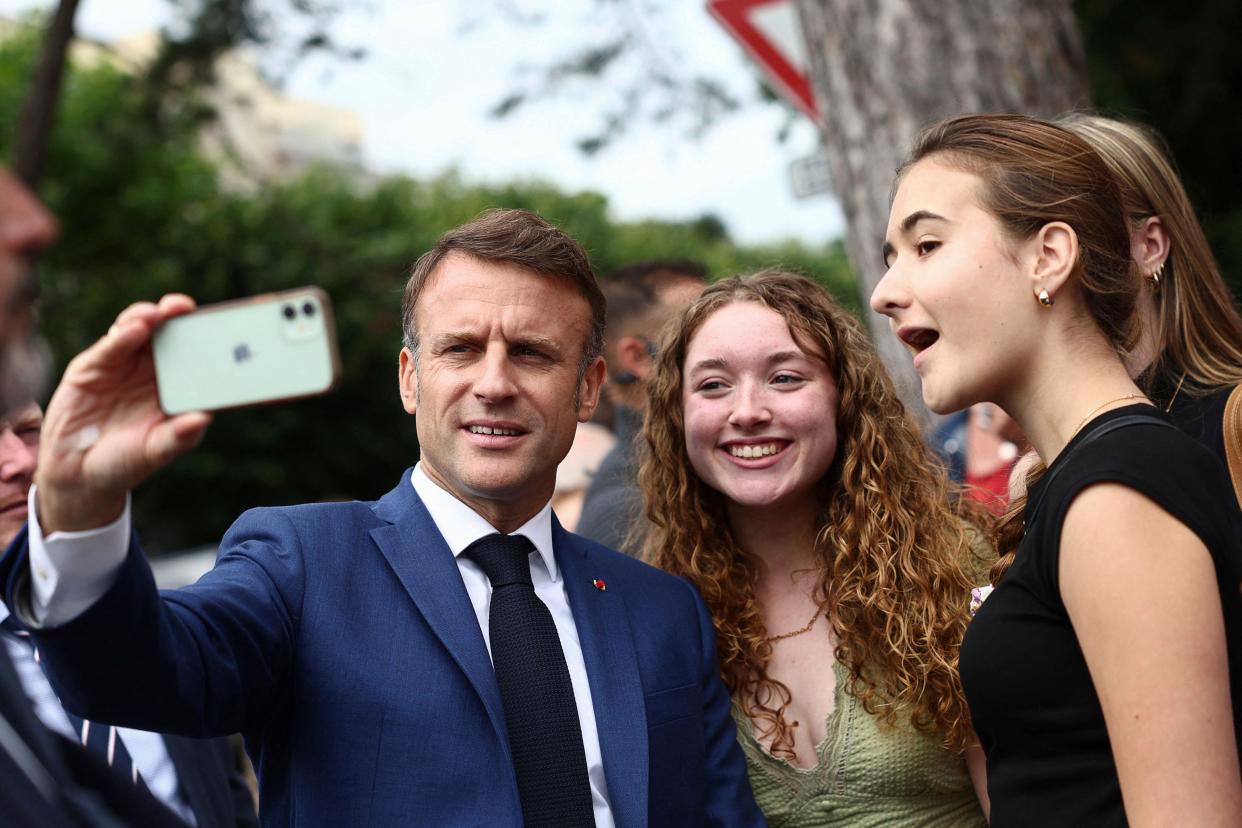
[0,169,56,415]
[0,402,40,547]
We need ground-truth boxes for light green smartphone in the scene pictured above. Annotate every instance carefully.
[152,287,342,415]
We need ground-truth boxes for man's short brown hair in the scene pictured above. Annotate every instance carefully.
[401,209,606,372]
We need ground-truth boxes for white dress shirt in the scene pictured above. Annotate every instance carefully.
[410,464,614,827]
[1,600,196,825]
[25,464,614,827]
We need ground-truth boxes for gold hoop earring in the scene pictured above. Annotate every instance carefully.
[1036,289,1053,308]
[1149,262,1165,290]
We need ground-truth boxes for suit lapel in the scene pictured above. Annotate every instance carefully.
[369,475,508,750]
[554,521,648,827]
[162,735,223,828]
[0,646,73,786]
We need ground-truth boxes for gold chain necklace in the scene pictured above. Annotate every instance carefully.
[1164,372,1187,413]
[1070,393,1147,441]
[763,609,822,643]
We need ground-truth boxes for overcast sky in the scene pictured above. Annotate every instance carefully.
[0,0,846,245]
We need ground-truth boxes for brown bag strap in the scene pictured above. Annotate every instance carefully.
[1224,384,1242,510]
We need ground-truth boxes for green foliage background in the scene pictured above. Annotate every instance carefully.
[0,23,853,552]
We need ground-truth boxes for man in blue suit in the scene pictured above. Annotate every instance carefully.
[1,209,764,826]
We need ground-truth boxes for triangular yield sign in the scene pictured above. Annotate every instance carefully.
[708,0,820,122]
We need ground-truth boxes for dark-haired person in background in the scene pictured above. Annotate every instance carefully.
[0,211,761,827]
[577,260,706,553]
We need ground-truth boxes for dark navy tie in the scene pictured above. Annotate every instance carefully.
[464,533,595,828]
[1,617,143,787]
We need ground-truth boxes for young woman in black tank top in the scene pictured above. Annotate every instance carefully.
[871,114,1242,826]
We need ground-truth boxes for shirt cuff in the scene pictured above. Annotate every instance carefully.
[27,484,131,627]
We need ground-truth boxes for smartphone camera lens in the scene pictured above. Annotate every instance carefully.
[282,304,296,320]
[302,301,316,317]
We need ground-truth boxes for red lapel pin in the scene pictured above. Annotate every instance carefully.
[592,579,606,591]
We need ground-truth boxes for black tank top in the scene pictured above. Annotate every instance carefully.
[1168,384,1238,511]
[960,405,1242,826]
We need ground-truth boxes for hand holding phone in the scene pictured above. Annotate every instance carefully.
[152,287,342,415]
[36,294,211,535]
[34,289,341,534]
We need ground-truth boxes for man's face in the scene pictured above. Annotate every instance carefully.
[0,403,41,547]
[0,170,56,414]
[398,253,605,522]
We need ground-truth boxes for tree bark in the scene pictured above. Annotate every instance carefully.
[11,0,82,192]
[794,0,1089,424]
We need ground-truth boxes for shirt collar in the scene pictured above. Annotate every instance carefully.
[410,463,558,582]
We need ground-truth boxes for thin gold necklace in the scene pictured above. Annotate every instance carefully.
[763,609,821,643]
[1070,393,1147,441]
[1164,372,1187,413]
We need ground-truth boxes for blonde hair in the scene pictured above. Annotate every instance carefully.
[1059,114,1242,396]
[994,115,1242,583]
[639,270,987,757]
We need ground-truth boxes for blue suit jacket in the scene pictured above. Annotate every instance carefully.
[1,471,762,827]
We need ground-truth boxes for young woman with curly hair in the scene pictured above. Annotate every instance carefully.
[638,269,991,827]
[873,113,1242,826]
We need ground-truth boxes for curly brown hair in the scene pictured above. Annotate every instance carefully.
[638,270,988,757]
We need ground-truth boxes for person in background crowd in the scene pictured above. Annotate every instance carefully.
[0,170,52,416]
[874,113,1242,826]
[0,208,762,827]
[577,259,706,553]
[1060,114,1242,506]
[551,420,615,530]
[0,403,259,827]
[932,403,1024,515]
[641,270,991,827]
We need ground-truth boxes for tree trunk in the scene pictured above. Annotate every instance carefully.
[793,0,1089,424]
[11,0,82,192]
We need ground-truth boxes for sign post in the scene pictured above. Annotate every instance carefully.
[707,0,819,123]
[788,151,832,198]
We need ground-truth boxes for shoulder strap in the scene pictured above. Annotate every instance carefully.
[1026,412,1173,530]
[1223,385,1242,509]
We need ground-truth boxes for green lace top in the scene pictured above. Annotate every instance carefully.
[732,662,986,828]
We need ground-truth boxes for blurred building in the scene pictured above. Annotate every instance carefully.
[98,32,367,189]
[202,46,367,189]
[2,20,368,189]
